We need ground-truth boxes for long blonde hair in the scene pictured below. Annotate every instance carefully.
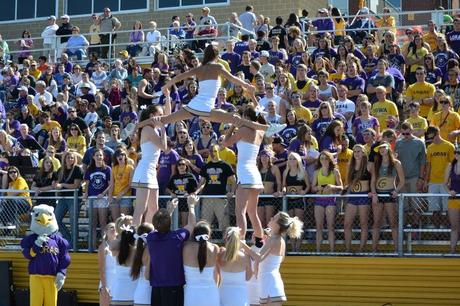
[283,152,306,181]
[224,227,241,263]
[276,212,303,239]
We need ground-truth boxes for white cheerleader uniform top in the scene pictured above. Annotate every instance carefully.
[182,79,220,117]
[236,141,264,189]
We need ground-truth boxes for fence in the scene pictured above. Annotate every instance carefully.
[0,190,458,257]
[0,8,457,65]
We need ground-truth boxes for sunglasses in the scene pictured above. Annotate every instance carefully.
[202,126,211,129]
[441,101,450,105]
[178,131,188,134]
[320,106,328,109]
[401,132,411,136]
[47,151,55,153]
[117,153,126,157]
[178,163,187,166]
[68,110,76,113]
[8,171,17,174]
[291,95,301,99]
[265,87,274,90]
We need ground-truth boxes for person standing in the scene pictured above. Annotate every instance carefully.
[147,195,197,306]
[88,14,101,57]
[99,7,121,59]
[41,15,59,62]
[55,15,73,59]
[239,6,257,36]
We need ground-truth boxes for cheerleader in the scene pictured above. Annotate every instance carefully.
[242,212,303,306]
[131,105,167,226]
[98,223,117,306]
[223,104,266,247]
[131,223,154,306]
[109,224,137,306]
[182,221,220,306]
[218,227,252,306]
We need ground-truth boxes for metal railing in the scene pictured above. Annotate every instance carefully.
[0,8,456,65]
[1,190,459,257]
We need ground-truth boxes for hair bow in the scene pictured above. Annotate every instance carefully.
[134,233,148,243]
[120,224,134,233]
[226,227,241,238]
[194,234,209,242]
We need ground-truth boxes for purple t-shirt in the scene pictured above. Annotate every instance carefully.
[340,76,365,102]
[221,52,241,74]
[234,41,249,55]
[84,166,111,196]
[185,153,204,180]
[157,149,180,184]
[269,50,285,65]
[147,228,190,287]
[352,116,380,144]
[311,118,333,140]
[446,30,460,56]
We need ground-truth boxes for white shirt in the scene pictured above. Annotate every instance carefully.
[34,91,53,110]
[84,111,99,126]
[259,95,281,114]
[41,24,59,44]
[335,98,355,133]
[260,63,275,82]
[75,80,97,96]
[239,11,256,33]
[146,30,162,45]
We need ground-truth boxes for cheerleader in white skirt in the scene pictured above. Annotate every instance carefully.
[241,212,304,305]
[183,221,220,306]
[218,227,252,306]
[98,223,117,306]
[131,223,154,306]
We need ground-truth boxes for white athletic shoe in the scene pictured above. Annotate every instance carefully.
[265,123,287,137]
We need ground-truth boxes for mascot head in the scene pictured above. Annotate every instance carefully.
[30,205,59,236]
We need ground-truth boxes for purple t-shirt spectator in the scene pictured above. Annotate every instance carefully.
[312,18,334,33]
[288,52,303,76]
[221,52,241,74]
[268,50,285,65]
[352,116,380,144]
[234,41,249,55]
[158,149,180,186]
[340,76,366,102]
[185,153,204,181]
[319,135,338,153]
[84,166,111,196]
[311,118,333,140]
[147,228,190,287]
[280,124,298,144]
[446,30,460,56]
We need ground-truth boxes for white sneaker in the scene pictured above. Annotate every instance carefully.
[266,123,287,137]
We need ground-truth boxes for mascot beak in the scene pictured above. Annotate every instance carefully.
[36,213,51,226]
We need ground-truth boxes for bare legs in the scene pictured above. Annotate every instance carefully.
[159,108,194,125]
[448,208,459,254]
[210,109,267,131]
[133,187,158,226]
[258,205,275,229]
[314,205,336,252]
[236,187,263,240]
[344,204,370,252]
[372,201,398,252]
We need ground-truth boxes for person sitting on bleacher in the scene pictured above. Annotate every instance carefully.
[64,27,89,61]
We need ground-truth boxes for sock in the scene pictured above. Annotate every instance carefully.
[255,237,263,248]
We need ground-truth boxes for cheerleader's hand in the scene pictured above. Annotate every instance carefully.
[55,272,65,291]
[167,198,179,212]
[161,86,170,96]
[450,190,457,197]
[187,194,199,206]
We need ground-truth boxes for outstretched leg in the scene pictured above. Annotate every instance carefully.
[210,109,267,130]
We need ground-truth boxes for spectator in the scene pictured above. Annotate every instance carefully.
[442,68,460,111]
[222,12,242,40]
[311,8,334,38]
[433,36,459,75]
[404,101,428,138]
[446,18,460,56]
[406,33,429,83]
[195,20,218,50]
[55,15,73,58]
[405,67,436,118]
[88,14,101,58]
[199,7,218,29]
[259,51,275,82]
[99,7,121,59]
[284,13,301,29]
[431,95,460,143]
[127,21,144,57]
[91,63,107,90]
[31,156,58,207]
[371,86,399,130]
[352,100,380,144]
[142,21,162,56]
[195,145,235,234]
[0,34,10,62]
[340,62,365,103]
[17,30,33,64]
[182,13,197,47]
[444,148,460,254]
[82,130,114,170]
[64,26,89,61]
[66,123,86,156]
[239,5,256,35]
[44,127,67,158]
[41,15,59,62]
[347,7,375,44]
[0,166,31,225]
[108,147,134,218]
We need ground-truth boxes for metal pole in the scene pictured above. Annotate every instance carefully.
[397,194,404,257]
[72,189,79,251]
[172,198,179,230]
[282,196,288,213]
[88,198,94,252]
[108,32,112,65]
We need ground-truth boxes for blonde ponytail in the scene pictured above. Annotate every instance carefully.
[224,227,241,263]
[277,212,303,239]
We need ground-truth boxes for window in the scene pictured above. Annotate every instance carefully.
[66,0,148,16]
[0,0,57,23]
[156,0,228,10]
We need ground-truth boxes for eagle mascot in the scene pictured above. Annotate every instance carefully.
[20,204,71,306]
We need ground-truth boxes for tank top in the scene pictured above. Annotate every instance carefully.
[317,169,335,187]
[318,85,334,100]
[450,164,460,193]
[261,167,276,183]
[137,80,154,107]
[286,171,306,188]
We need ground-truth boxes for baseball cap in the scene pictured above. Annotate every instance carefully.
[79,82,91,89]
[272,135,287,147]
[119,50,128,57]
[260,50,270,57]
[60,14,70,20]
[318,8,328,14]
[18,86,28,92]
[48,15,56,20]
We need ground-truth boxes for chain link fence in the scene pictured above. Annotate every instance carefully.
[1,191,459,256]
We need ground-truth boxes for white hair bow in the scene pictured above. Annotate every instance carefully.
[134,233,148,243]
[120,224,134,233]
[226,227,241,238]
[255,105,268,117]
[194,234,209,242]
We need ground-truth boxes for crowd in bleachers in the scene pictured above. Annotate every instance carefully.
[1,4,460,258]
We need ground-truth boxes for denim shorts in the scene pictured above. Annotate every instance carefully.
[112,197,133,208]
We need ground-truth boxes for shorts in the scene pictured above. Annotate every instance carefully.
[152,286,184,306]
[428,183,448,211]
[376,190,397,204]
[287,197,304,209]
[347,192,371,206]
[89,198,109,209]
[448,198,460,209]
[178,198,189,212]
[112,197,133,208]
[258,197,276,207]
[314,197,336,207]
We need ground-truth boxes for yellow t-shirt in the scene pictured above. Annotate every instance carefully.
[27,103,40,117]
[208,147,237,167]
[41,120,62,132]
[427,139,455,183]
[293,78,315,96]
[337,148,353,185]
[29,69,41,80]
[333,19,346,36]
[293,106,313,124]
[67,135,87,156]
[405,82,436,118]
[432,111,460,143]
[329,72,345,84]
[38,157,61,170]
[405,116,428,133]
[371,100,399,129]
[422,32,438,51]
[112,164,134,196]
[406,47,429,72]
[8,177,31,205]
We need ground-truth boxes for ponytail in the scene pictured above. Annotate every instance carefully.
[277,212,304,239]
[224,227,241,263]
[131,223,154,280]
[118,225,135,265]
[191,221,212,273]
